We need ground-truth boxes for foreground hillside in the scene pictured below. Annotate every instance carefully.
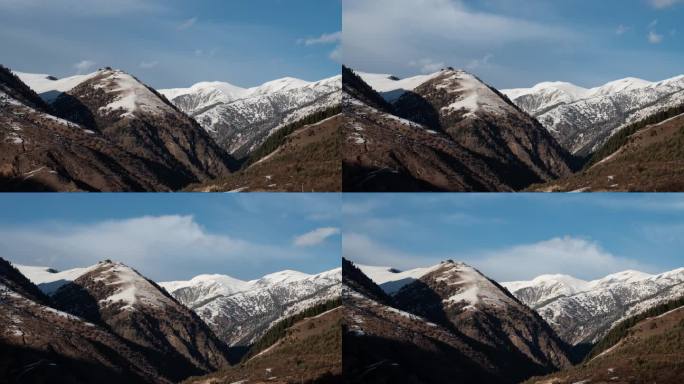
[530,108,684,192]
[187,109,342,192]
[184,303,342,384]
[526,298,684,384]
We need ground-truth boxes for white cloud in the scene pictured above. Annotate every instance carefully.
[343,0,577,74]
[650,0,684,8]
[329,45,342,62]
[294,227,340,247]
[472,236,654,282]
[139,60,159,69]
[177,17,197,31]
[0,215,299,281]
[343,233,654,282]
[466,54,494,70]
[648,30,664,44]
[615,24,629,35]
[298,31,341,46]
[343,233,427,269]
[73,59,95,74]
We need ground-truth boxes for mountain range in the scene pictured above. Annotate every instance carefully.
[343,65,684,191]
[159,75,340,159]
[3,258,341,383]
[502,268,684,345]
[349,259,684,383]
[342,66,576,192]
[1,63,341,192]
[502,75,684,156]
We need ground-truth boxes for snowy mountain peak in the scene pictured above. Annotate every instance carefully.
[504,267,684,344]
[15,263,98,295]
[502,73,684,154]
[257,269,312,285]
[86,261,174,311]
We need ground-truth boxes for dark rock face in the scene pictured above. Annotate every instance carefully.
[51,261,232,382]
[343,68,576,191]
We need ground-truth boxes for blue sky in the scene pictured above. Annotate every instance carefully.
[0,0,341,88]
[0,194,340,281]
[343,0,684,89]
[343,194,684,282]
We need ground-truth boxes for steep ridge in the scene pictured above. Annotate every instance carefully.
[160,268,341,348]
[0,257,166,384]
[502,75,684,155]
[343,258,503,383]
[393,262,572,379]
[343,258,572,383]
[502,268,684,345]
[0,66,174,191]
[51,261,232,382]
[159,75,341,159]
[185,302,342,384]
[526,298,684,384]
[342,67,513,192]
[344,67,575,191]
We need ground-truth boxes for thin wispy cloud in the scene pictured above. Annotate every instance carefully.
[177,17,197,31]
[294,227,340,247]
[649,0,684,8]
[648,30,664,44]
[73,59,95,74]
[139,60,159,69]
[615,24,630,35]
[298,31,341,46]
[409,58,446,74]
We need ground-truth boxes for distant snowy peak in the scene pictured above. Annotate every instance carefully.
[356,264,441,294]
[159,74,341,157]
[503,268,684,344]
[501,76,658,110]
[14,71,99,103]
[356,70,444,102]
[501,74,684,154]
[15,263,98,295]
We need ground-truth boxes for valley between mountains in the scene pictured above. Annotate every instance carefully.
[0,257,342,384]
[0,64,341,192]
[343,258,684,383]
[343,66,684,192]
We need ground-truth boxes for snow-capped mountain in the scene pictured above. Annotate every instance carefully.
[502,268,684,345]
[344,67,574,191]
[502,75,684,155]
[160,268,341,346]
[13,67,236,189]
[344,259,572,383]
[159,75,341,158]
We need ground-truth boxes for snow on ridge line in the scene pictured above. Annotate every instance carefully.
[158,74,340,104]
